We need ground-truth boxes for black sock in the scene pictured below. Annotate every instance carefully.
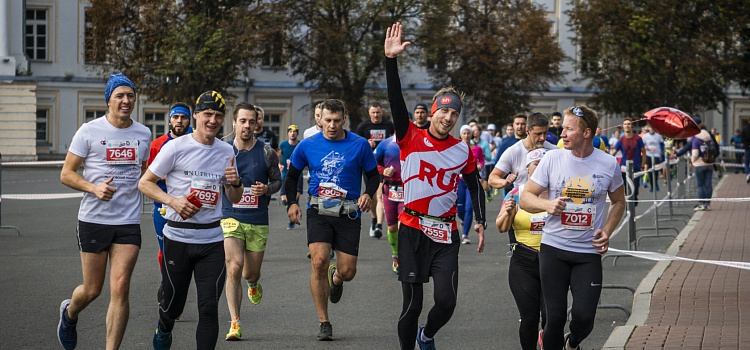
[376,223,382,230]
[371,218,377,228]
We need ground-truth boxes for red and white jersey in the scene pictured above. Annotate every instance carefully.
[397,123,476,230]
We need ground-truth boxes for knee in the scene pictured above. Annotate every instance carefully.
[83,285,103,301]
[336,265,356,282]
[226,260,243,279]
[243,269,260,283]
[110,277,131,299]
[434,293,457,312]
[311,258,329,277]
[197,298,219,318]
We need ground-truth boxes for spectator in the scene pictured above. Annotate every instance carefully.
[731,129,743,174]
[740,119,750,183]
[691,124,715,210]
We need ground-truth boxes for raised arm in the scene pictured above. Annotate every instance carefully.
[385,22,412,142]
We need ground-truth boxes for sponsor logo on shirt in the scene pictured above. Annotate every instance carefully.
[562,175,596,204]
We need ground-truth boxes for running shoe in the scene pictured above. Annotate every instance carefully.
[564,332,580,350]
[248,282,263,305]
[392,255,399,274]
[225,320,242,341]
[416,326,436,350]
[747,174,750,183]
[153,323,173,350]
[461,235,471,244]
[317,321,333,341]
[287,221,295,230]
[694,204,706,211]
[57,299,77,350]
[373,226,383,239]
[328,264,343,303]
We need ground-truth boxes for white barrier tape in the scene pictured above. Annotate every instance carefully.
[720,146,745,153]
[632,158,679,178]
[2,193,83,200]
[2,160,65,166]
[608,248,750,271]
[628,197,750,203]
[721,162,744,168]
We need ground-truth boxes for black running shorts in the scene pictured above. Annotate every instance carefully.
[306,208,361,256]
[77,221,141,253]
[397,224,460,284]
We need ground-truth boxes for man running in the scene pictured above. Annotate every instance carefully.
[520,106,625,350]
[58,73,151,350]
[139,91,244,350]
[221,102,282,340]
[611,117,646,203]
[356,101,395,238]
[280,124,304,229]
[385,23,487,350]
[375,133,405,274]
[284,99,380,341]
[148,103,191,271]
[413,103,430,129]
[253,106,280,155]
[547,111,563,140]
[303,103,323,139]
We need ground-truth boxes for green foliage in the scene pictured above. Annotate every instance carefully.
[86,0,263,105]
[569,0,748,118]
[419,0,564,124]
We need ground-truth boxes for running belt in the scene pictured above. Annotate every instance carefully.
[403,207,456,222]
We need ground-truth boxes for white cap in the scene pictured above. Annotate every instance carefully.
[487,123,496,130]
[526,148,548,167]
[460,125,471,134]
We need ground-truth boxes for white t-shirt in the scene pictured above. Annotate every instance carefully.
[641,132,664,159]
[303,125,321,139]
[494,140,557,188]
[68,116,151,225]
[148,134,234,244]
[529,148,623,254]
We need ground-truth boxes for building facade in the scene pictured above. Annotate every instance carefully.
[0,0,747,161]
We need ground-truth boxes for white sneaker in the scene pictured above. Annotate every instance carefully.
[693,204,706,211]
[369,227,376,237]
[746,174,750,183]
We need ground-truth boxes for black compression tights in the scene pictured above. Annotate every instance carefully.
[397,271,458,350]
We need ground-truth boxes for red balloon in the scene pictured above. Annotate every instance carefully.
[643,107,700,139]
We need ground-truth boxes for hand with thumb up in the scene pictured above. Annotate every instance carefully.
[224,156,241,187]
[93,177,117,201]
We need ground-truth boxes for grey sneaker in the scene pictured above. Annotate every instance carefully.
[328,264,343,303]
[317,321,333,341]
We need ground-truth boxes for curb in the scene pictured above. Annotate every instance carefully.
[601,175,727,350]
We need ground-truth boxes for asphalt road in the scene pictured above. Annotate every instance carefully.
[0,166,701,349]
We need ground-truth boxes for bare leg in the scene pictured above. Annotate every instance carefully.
[309,242,332,322]
[67,251,108,320]
[224,237,246,320]
[105,244,140,350]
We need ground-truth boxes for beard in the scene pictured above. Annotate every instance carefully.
[170,124,188,137]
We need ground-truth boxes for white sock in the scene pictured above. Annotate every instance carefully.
[420,328,433,342]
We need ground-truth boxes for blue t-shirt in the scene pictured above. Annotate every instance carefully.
[493,136,522,165]
[290,131,377,201]
[614,135,645,170]
[222,142,272,225]
[279,140,298,179]
[732,135,743,149]
[375,135,402,182]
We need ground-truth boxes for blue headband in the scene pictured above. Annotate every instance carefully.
[104,73,136,105]
[169,106,190,118]
[431,93,462,115]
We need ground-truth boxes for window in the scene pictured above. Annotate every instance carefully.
[36,109,49,144]
[85,109,107,123]
[144,111,167,139]
[26,8,48,60]
[261,32,286,67]
[264,112,283,138]
[83,7,111,64]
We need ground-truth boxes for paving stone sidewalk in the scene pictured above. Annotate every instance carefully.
[624,174,750,350]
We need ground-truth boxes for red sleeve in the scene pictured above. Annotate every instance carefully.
[147,135,168,166]
[377,164,386,175]
[395,123,416,148]
[462,143,477,174]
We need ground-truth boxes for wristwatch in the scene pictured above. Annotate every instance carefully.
[476,220,487,230]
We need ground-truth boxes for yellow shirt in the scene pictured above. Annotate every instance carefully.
[505,186,547,251]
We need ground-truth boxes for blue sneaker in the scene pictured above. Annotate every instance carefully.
[57,299,77,350]
[416,327,436,350]
[153,322,172,350]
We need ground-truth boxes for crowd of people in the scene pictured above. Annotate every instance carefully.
[53,22,731,350]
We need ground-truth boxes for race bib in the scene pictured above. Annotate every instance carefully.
[529,213,547,234]
[369,129,386,141]
[190,179,220,209]
[233,187,258,209]
[561,203,596,231]
[105,139,138,165]
[419,217,452,244]
[318,182,347,199]
[387,185,404,202]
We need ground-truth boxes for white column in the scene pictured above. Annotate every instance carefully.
[0,0,8,57]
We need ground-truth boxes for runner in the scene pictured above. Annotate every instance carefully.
[253,106,280,154]
[356,101,395,238]
[280,124,304,229]
[520,105,626,350]
[611,117,646,204]
[303,102,323,139]
[148,103,191,271]
[385,23,487,350]
[139,91,244,350]
[496,148,549,350]
[413,103,431,129]
[641,125,665,192]
[375,133,406,273]
[58,73,151,350]
[284,99,380,341]
[457,124,486,244]
[221,102,282,341]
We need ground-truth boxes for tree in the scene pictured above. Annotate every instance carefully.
[569,0,742,118]
[86,0,265,104]
[419,0,564,124]
[268,0,420,127]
